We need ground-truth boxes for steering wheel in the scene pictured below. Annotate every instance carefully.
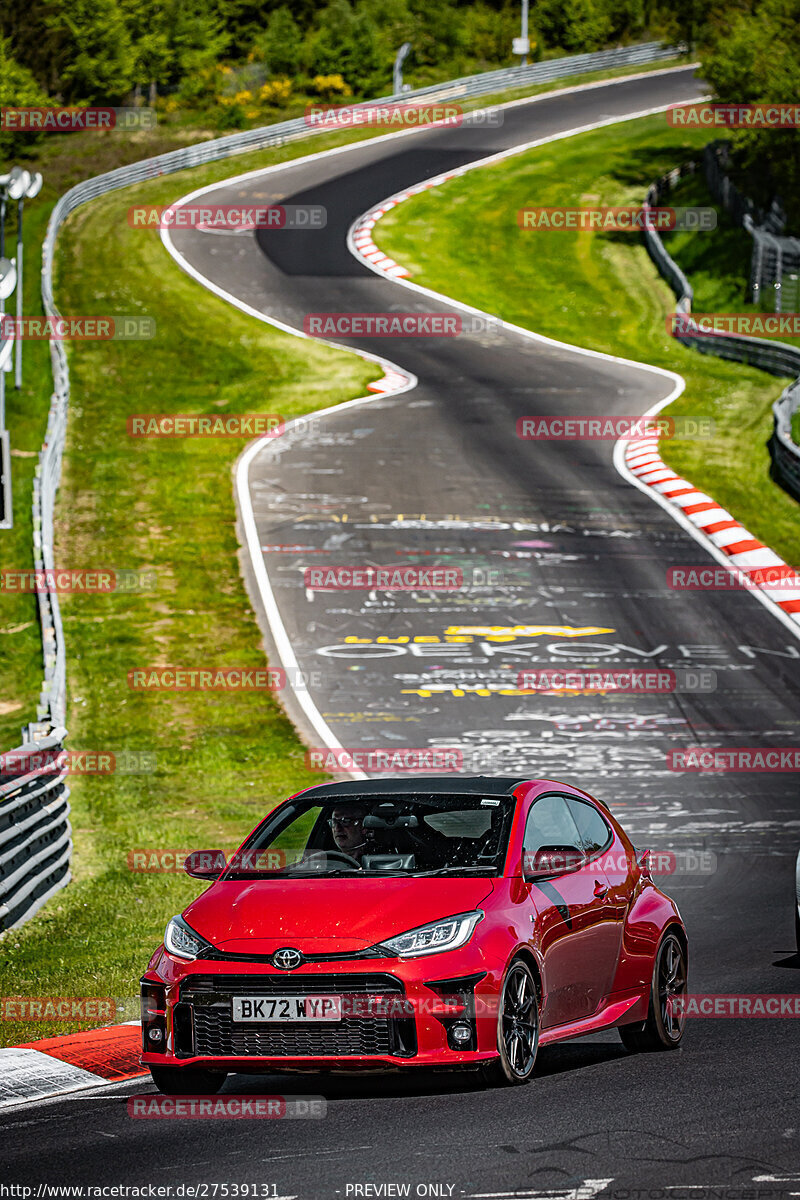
[321,849,362,870]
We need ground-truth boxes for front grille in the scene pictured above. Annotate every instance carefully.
[181,973,401,996]
[199,947,384,964]
[176,974,415,1060]
[191,1008,395,1057]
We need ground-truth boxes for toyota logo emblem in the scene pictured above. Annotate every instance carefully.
[272,947,303,970]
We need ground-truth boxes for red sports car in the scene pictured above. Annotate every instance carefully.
[140,776,688,1093]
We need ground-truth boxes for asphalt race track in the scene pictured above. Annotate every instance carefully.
[3,65,800,1198]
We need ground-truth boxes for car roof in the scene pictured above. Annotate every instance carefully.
[296,775,530,800]
[293,776,610,810]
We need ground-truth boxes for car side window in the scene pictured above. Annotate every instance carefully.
[523,794,582,854]
[565,797,612,855]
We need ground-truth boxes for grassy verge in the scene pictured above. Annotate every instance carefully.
[375,114,800,566]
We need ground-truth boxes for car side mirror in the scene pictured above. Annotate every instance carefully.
[183,849,227,879]
[523,844,585,880]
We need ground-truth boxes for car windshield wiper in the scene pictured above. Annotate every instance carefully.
[410,866,496,876]
[222,867,364,879]
[283,867,363,876]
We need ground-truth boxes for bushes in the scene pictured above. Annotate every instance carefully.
[0,37,52,160]
[259,78,293,106]
[3,0,664,120]
[700,0,800,229]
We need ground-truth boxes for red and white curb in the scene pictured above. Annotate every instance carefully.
[367,367,412,393]
[0,1023,145,1109]
[352,209,409,277]
[351,175,461,280]
[623,435,800,622]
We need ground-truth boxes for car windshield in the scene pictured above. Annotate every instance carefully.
[222,793,516,879]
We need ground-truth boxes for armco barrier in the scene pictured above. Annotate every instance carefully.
[0,728,71,932]
[2,40,681,930]
[771,381,800,500]
[643,163,800,501]
[0,333,14,529]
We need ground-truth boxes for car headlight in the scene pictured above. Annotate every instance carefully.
[164,914,212,961]
[377,911,484,958]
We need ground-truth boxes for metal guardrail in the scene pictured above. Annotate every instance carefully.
[0,333,13,373]
[0,728,71,932]
[0,334,13,530]
[643,163,800,502]
[771,381,800,500]
[1,39,681,931]
[383,40,681,103]
[645,165,695,313]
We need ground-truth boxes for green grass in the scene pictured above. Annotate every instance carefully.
[375,114,800,567]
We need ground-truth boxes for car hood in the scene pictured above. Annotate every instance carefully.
[183,876,496,954]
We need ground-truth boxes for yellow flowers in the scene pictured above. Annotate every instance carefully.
[311,74,352,99]
[259,78,293,106]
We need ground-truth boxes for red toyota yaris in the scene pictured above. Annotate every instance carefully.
[140,776,688,1092]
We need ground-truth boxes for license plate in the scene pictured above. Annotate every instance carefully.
[231,995,342,1022]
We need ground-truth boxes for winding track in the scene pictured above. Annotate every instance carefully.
[3,65,800,1195]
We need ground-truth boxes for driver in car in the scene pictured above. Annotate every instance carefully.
[328,803,371,864]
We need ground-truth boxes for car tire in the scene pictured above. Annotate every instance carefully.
[481,957,540,1086]
[619,929,687,1053]
[148,1066,227,1095]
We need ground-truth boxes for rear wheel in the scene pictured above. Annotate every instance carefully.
[619,929,687,1052]
[481,958,539,1086]
[148,1065,227,1095]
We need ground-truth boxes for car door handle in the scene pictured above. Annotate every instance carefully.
[593,880,609,899]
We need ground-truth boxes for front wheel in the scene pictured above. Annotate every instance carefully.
[148,1065,227,1095]
[619,929,687,1052]
[481,958,540,1086]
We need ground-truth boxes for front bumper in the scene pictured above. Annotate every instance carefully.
[141,948,502,1073]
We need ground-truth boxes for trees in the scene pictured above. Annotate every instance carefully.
[0,37,53,159]
[255,7,303,77]
[701,0,800,226]
[534,0,613,53]
[0,0,692,115]
[307,0,384,95]
[43,0,135,103]
[120,0,228,104]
